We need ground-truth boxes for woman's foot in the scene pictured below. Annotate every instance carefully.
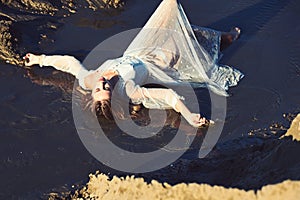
[220,27,241,51]
[229,27,241,42]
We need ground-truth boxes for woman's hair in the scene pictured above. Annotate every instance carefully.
[92,98,149,122]
[82,83,181,125]
[91,97,127,120]
[83,92,181,128]
[94,100,114,120]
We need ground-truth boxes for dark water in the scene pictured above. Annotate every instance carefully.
[0,0,300,199]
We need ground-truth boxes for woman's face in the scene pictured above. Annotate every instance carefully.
[92,77,112,101]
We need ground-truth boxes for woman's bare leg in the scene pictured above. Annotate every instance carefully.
[220,27,241,51]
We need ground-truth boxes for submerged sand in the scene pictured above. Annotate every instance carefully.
[60,115,300,200]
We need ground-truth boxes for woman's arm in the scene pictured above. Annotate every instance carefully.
[125,80,207,127]
[23,53,92,90]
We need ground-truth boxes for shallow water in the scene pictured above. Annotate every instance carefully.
[0,0,300,199]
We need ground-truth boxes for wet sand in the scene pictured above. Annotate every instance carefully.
[0,0,300,199]
[71,115,300,200]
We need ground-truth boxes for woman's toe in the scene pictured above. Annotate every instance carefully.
[230,27,241,41]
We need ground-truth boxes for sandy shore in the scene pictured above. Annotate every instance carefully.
[68,174,300,200]
[285,114,300,141]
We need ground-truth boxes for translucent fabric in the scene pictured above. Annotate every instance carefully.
[39,0,244,112]
[124,0,243,96]
[97,56,184,111]
[39,54,184,111]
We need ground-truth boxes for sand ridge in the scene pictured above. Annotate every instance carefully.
[64,114,300,200]
[284,114,300,141]
[70,172,300,200]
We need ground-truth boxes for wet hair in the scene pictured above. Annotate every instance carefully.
[84,92,181,127]
[91,96,128,121]
[78,88,129,121]
[88,83,177,122]
[94,100,114,120]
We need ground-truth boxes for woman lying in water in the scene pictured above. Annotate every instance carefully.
[23,0,243,127]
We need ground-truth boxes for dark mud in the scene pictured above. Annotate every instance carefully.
[0,0,300,199]
[0,0,124,65]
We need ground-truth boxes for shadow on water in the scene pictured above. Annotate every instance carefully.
[209,0,292,58]
[210,0,291,33]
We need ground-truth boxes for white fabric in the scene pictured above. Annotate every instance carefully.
[124,80,184,111]
[123,0,243,96]
[39,54,184,111]
[39,0,244,111]
[93,56,184,110]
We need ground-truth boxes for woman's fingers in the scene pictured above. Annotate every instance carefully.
[23,53,32,66]
[23,53,38,66]
[191,113,214,127]
[200,117,206,124]
[209,119,215,125]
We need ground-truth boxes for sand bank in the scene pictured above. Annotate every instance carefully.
[284,114,300,141]
[70,172,300,200]
[58,114,300,200]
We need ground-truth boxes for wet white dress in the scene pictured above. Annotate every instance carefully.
[38,0,243,111]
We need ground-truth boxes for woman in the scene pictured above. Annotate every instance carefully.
[23,0,243,127]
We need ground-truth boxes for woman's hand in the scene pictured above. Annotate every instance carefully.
[186,113,210,127]
[23,53,43,67]
[173,95,214,128]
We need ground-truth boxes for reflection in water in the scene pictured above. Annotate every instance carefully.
[98,108,208,154]
[26,68,75,94]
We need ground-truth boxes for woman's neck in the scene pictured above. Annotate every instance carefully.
[94,70,119,89]
[83,70,119,90]
[102,70,119,80]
